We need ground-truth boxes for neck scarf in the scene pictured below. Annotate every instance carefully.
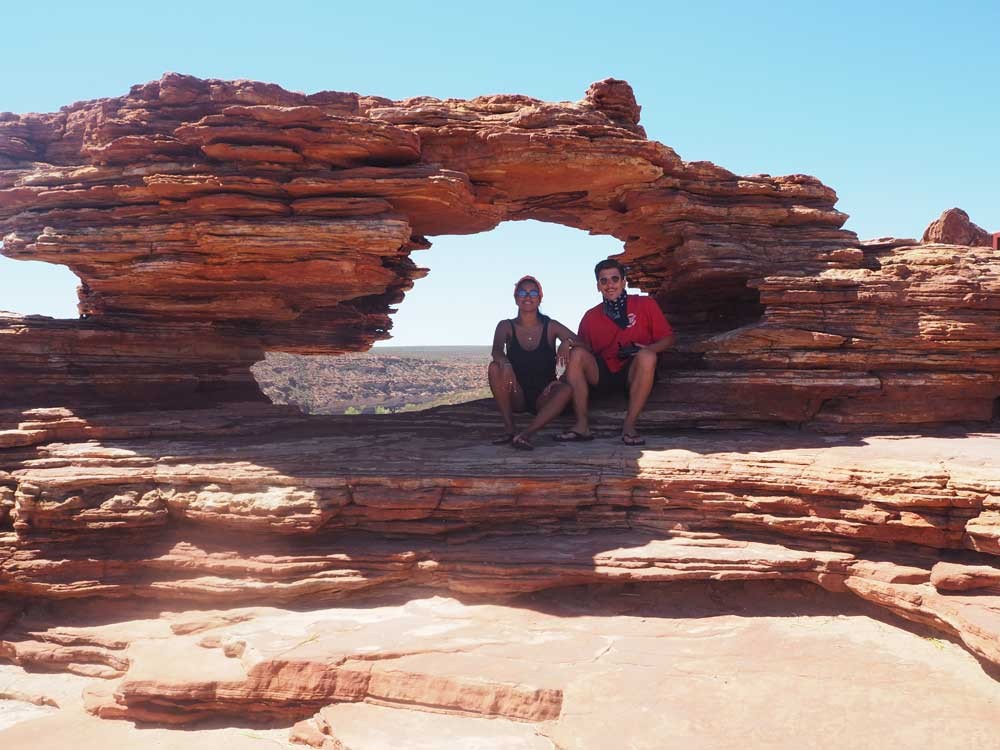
[603,290,629,329]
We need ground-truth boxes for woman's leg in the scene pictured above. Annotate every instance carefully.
[514,381,573,443]
[488,361,526,436]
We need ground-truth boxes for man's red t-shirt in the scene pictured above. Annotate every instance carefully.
[578,295,673,373]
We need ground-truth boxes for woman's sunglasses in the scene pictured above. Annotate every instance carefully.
[515,290,540,298]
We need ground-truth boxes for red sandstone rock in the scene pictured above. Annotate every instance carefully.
[584,78,644,133]
[922,207,993,246]
[0,74,862,413]
[2,403,1000,675]
[3,75,998,427]
[3,75,1000,745]
[4,584,1000,748]
[931,561,1000,592]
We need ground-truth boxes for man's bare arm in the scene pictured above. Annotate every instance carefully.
[639,333,675,354]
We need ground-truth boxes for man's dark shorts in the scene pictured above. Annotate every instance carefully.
[592,357,631,397]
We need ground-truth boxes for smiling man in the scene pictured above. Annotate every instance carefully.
[558,259,675,446]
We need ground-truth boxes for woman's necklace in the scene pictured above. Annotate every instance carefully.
[519,320,542,345]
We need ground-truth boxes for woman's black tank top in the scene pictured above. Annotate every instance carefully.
[506,316,556,404]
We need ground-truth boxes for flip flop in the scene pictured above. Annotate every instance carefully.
[554,430,595,442]
[491,433,515,445]
[622,432,646,446]
[511,434,535,451]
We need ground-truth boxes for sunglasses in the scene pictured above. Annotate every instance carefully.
[515,289,540,298]
[598,275,622,285]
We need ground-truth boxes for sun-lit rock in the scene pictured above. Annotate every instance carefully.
[2,76,1000,746]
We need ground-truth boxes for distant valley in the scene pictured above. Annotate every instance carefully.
[252,346,491,414]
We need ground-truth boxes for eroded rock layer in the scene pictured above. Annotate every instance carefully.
[2,404,1000,672]
[3,74,998,426]
[2,74,1000,743]
[923,207,993,247]
[0,312,267,407]
[3,74,999,426]
[2,393,1000,744]
[5,582,1000,749]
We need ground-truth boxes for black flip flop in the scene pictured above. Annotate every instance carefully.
[491,433,515,445]
[511,434,535,451]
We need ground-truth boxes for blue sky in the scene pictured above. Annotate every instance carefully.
[1,0,997,344]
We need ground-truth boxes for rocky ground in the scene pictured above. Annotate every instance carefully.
[2,400,1000,746]
[3,582,1000,749]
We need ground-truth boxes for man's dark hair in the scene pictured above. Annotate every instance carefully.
[594,258,626,280]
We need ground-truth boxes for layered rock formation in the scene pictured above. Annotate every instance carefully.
[6,582,1000,749]
[923,207,993,247]
[3,74,998,426]
[3,402,1000,744]
[2,76,1000,745]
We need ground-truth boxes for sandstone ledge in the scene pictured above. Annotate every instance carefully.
[2,402,1000,679]
[2,583,1000,748]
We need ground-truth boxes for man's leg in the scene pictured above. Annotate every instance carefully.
[623,349,658,439]
[488,361,525,437]
[514,382,572,443]
[562,347,599,437]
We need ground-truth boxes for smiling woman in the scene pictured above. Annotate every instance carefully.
[0,254,81,318]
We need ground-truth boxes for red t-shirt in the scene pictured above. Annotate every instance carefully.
[578,295,673,373]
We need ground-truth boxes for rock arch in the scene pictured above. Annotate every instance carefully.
[1,74,998,426]
[3,77,1000,742]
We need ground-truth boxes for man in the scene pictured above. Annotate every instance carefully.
[557,259,674,445]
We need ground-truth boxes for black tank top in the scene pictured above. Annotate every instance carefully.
[506,316,556,397]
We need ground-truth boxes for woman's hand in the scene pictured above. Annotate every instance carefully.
[493,357,517,392]
[557,341,573,368]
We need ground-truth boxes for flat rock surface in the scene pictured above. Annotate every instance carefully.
[0,711,298,750]
[1,583,999,748]
[3,404,1000,671]
[3,404,1000,745]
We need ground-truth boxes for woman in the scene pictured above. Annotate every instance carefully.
[488,275,579,450]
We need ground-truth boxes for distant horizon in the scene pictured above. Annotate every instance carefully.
[373,341,492,349]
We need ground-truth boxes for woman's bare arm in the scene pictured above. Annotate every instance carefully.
[491,320,512,365]
[549,319,585,365]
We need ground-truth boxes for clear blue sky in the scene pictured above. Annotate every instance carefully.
[2,0,997,345]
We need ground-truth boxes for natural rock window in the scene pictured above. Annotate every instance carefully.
[1,74,997,426]
[0,253,81,319]
[252,219,623,414]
